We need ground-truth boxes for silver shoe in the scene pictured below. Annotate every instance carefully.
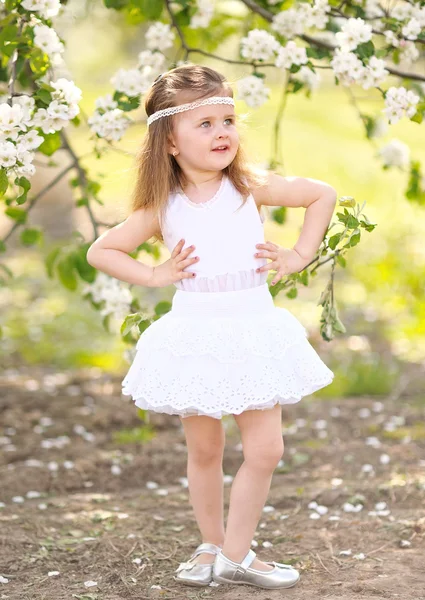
[212,548,300,589]
[174,542,222,587]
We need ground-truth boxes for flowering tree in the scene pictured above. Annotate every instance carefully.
[3,0,424,348]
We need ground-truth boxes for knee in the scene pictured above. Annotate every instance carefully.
[188,437,225,466]
[244,438,284,471]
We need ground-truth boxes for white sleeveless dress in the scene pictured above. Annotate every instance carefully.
[121,174,334,419]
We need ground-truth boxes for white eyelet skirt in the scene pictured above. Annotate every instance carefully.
[121,283,334,419]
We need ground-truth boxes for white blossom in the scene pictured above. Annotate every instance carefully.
[384,30,399,48]
[110,68,151,97]
[0,103,26,138]
[82,272,133,320]
[0,141,17,168]
[272,1,330,39]
[190,0,214,29]
[365,0,384,19]
[330,48,364,86]
[21,0,61,19]
[137,50,165,73]
[237,75,270,108]
[391,3,415,21]
[378,140,410,167]
[88,108,131,142]
[358,56,388,90]
[51,78,82,106]
[33,24,64,60]
[240,29,280,62]
[402,18,421,40]
[383,86,419,124]
[399,41,419,65]
[94,94,118,112]
[335,17,372,52]
[272,8,304,38]
[275,41,308,70]
[298,66,321,92]
[145,22,175,52]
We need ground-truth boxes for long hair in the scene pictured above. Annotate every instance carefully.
[129,64,269,243]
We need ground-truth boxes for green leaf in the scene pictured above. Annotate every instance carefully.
[104,0,129,7]
[328,233,341,250]
[131,0,164,19]
[154,300,172,316]
[73,246,97,283]
[356,40,375,60]
[345,230,361,248]
[20,228,43,246]
[272,206,287,225]
[0,168,8,196]
[333,317,346,333]
[34,88,52,106]
[45,246,61,278]
[29,47,50,76]
[121,313,143,336]
[38,132,62,156]
[336,254,346,268]
[286,286,297,299]
[57,255,78,291]
[410,111,423,124]
[5,206,27,224]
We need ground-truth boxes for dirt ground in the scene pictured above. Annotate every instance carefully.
[1,364,424,600]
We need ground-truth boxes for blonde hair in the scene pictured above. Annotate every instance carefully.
[129,64,269,243]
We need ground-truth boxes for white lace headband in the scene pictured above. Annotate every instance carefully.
[147,96,235,127]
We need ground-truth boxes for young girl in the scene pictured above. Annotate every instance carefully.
[87,64,336,590]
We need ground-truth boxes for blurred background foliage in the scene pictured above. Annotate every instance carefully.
[1,0,424,400]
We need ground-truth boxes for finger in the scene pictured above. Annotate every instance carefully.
[171,238,185,258]
[256,260,278,273]
[256,241,278,250]
[255,250,278,260]
[176,256,199,269]
[180,244,196,258]
[180,270,197,280]
[271,272,283,285]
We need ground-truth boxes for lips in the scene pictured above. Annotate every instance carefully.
[212,145,229,151]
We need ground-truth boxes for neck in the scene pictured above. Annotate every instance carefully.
[182,171,223,190]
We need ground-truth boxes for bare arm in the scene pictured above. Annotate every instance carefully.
[86,207,160,287]
[253,173,337,259]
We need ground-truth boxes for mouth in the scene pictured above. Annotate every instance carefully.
[212,145,229,153]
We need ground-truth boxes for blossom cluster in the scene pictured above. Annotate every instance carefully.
[88,26,170,141]
[82,273,133,322]
[271,0,330,39]
[0,78,81,178]
[331,50,388,89]
[21,0,62,19]
[378,139,410,168]
[190,0,214,29]
[383,86,420,125]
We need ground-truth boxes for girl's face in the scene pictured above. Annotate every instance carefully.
[168,97,239,174]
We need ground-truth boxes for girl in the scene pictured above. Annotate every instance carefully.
[87,64,336,590]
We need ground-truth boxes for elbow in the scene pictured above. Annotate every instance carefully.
[86,245,99,267]
[325,186,337,204]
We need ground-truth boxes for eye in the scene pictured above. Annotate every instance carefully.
[224,118,235,125]
[200,121,211,127]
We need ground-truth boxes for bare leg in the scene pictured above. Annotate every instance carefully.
[222,404,284,571]
[179,415,226,564]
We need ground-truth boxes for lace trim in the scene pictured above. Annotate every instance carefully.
[122,341,335,419]
[177,174,226,209]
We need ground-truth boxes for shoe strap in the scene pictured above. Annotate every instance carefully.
[192,542,222,558]
[233,549,256,579]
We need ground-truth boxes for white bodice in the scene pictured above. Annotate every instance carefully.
[160,174,268,292]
